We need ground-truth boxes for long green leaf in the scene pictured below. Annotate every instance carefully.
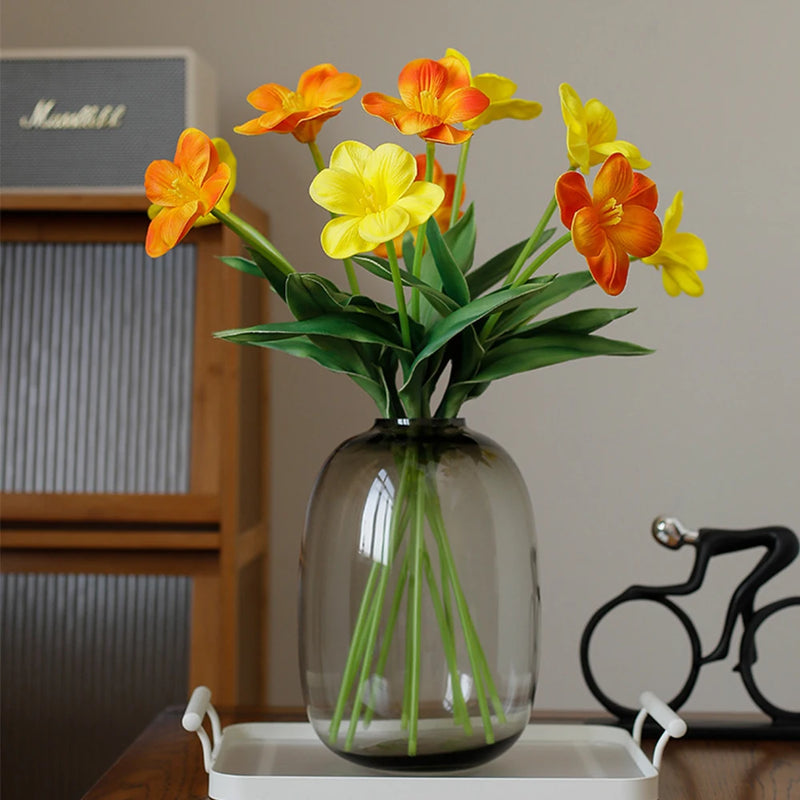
[352,254,459,316]
[442,202,476,273]
[488,270,596,339]
[517,307,637,336]
[466,229,555,298]
[215,314,409,350]
[425,217,470,305]
[460,332,653,384]
[218,255,269,281]
[247,247,290,301]
[285,273,347,319]
[401,281,552,390]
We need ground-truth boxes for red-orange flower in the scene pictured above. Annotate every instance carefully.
[144,128,231,258]
[362,57,489,144]
[373,155,465,257]
[234,63,361,143]
[555,153,662,295]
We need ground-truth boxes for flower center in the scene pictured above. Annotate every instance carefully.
[415,90,442,117]
[598,197,623,227]
[283,91,310,113]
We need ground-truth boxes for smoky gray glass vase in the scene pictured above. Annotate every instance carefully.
[299,418,540,771]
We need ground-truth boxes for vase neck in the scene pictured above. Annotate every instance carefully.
[373,418,465,435]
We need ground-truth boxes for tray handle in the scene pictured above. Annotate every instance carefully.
[182,685,222,773]
[632,691,687,770]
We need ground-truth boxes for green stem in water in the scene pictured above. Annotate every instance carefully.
[307,141,361,294]
[386,239,412,351]
[410,141,436,320]
[449,138,471,229]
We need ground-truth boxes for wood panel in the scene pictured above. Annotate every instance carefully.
[0,193,271,707]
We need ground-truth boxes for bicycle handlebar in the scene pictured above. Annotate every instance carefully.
[652,516,699,548]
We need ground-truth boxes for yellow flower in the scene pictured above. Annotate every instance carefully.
[445,48,542,130]
[147,136,237,228]
[559,83,650,174]
[643,191,708,296]
[309,141,444,259]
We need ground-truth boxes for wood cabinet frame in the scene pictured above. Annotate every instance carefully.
[0,193,270,704]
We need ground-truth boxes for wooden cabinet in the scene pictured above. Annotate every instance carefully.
[0,193,270,705]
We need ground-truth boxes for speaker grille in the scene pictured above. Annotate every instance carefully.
[0,572,192,800]
[1,242,196,493]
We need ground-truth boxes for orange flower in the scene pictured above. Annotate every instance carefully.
[234,63,361,143]
[362,57,489,144]
[373,155,464,257]
[555,153,662,295]
[144,128,231,258]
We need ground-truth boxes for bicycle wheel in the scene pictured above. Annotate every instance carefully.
[580,594,702,719]
[739,596,800,721]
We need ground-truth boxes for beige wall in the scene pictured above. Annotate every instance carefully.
[4,0,798,714]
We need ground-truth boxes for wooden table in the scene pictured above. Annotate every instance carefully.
[83,706,799,799]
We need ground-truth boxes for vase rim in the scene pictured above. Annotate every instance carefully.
[374,417,465,428]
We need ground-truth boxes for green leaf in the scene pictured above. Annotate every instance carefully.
[401,230,416,267]
[460,332,653,384]
[285,273,347,319]
[425,217,470,306]
[488,270,596,339]
[442,202,476,273]
[519,307,637,336]
[215,314,409,350]
[247,247,290,301]
[401,281,551,390]
[466,229,555,298]
[218,255,269,281]
[352,254,459,316]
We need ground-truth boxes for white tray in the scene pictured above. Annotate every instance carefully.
[183,688,686,800]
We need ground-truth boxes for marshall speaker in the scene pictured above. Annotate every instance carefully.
[0,48,217,193]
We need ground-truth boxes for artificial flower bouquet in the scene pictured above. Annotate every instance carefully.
[144,49,707,759]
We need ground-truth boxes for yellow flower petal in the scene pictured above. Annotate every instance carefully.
[364,143,417,206]
[394,181,446,227]
[359,206,411,243]
[320,216,372,259]
[309,167,367,217]
[329,140,373,179]
[592,140,651,170]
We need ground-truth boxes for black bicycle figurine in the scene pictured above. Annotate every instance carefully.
[580,516,799,725]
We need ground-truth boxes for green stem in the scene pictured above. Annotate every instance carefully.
[410,141,436,320]
[211,209,295,276]
[513,232,572,286]
[328,564,382,744]
[406,457,426,755]
[449,138,471,229]
[505,194,559,286]
[422,550,472,733]
[386,239,412,351]
[307,142,361,294]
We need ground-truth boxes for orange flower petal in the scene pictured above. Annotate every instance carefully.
[144,160,185,206]
[361,92,407,124]
[555,171,593,229]
[298,64,361,106]
[571,207,606,258]
[398,59,450,106]
[146,203,199,258]
[418,123,473,144]
[592,153,633,205]
[611,205,662,258]
[587,241,630,296]
[626,173,659,211]
[245,84,292,113]
[439,86,490,123]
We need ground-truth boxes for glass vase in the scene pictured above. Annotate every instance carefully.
[299,418,539,771]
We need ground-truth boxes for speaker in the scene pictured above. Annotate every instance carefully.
[0,47,217,193]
